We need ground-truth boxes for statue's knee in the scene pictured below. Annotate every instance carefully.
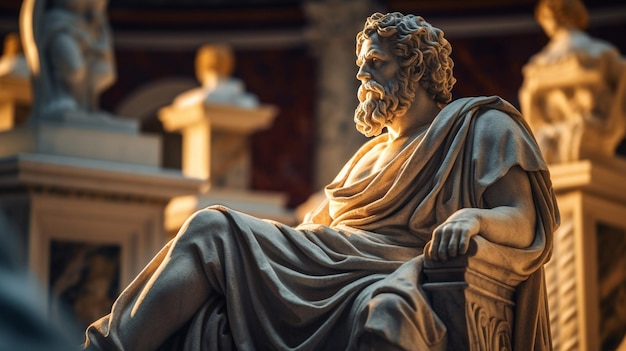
[359,293,411,351]
[368,292,405,318]
[174,209,230,246]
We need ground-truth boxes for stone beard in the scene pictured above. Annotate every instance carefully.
[354,68,417,137]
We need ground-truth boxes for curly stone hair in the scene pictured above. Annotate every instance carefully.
[356,12,456,108]
[536,0,589,31]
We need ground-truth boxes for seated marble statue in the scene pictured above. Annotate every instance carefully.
[84,12,558,351]
[519,0,626,163]
[21,0,117,122]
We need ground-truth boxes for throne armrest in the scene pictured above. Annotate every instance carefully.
[422,240,516,351]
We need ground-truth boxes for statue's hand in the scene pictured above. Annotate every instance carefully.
[427,209,480,261]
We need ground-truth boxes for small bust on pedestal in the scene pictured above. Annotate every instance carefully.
[173,44,259,110]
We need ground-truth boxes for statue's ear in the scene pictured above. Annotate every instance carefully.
[413,69,425,85]
[408,61,425,89]
[406,49,425,83]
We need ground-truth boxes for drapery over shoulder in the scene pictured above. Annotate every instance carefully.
[84,96,558,351]
[307,95,559,350]
[308,95,558,275]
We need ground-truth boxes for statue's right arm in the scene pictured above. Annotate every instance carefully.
[427,108,538,261]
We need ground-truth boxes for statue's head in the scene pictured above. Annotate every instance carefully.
[195,44,234,88]
[354,12,455,137]
[535,0,589,36]
[2,33,22,56]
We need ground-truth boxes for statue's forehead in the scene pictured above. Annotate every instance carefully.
[358,33,390,59]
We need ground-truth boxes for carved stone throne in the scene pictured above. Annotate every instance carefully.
[422,243,518,351]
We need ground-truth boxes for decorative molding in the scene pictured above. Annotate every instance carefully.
[28,192,166,326]
[467,301,513,351]
[550,157,626,205]
[550,160,626,350]
[423,248,516,351]
[544,206,578,351]
[0,153,206,203]
[0,124,161,166]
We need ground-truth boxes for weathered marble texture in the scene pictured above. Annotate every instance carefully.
[520,0,626,164]
[83,13,557,351]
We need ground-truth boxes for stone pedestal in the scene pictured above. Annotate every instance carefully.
[159,101,277,187]
[159,101,296,231]
[548,157,626,351]
[0,123,159,166]
[423,242,515,351]
[0,119,204,329]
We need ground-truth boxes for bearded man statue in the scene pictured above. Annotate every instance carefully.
[84,12,557,351]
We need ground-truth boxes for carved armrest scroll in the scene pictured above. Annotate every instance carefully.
[422,241,516,351]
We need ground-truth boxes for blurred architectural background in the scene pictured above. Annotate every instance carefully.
[1,0,623,208]
[0,0,625,349]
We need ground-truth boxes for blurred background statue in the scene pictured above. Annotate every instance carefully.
[519,0,626,164]
[0,33,28,79]
[173,44,259,109]
[0,32,30,130]
[20,0,132,129]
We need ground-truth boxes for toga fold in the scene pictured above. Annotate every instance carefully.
[86,96,558,351]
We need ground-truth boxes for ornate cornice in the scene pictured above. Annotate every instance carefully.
[0,153,206,204]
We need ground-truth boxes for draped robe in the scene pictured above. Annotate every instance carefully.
[86,96,558,351]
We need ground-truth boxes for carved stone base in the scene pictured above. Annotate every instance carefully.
[548,157,626,351]
[0,152,204,329]
[39,110,139,133]
[423,248,515,351]
[0,123,161,166]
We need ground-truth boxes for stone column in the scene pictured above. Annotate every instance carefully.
[304,0,376,189]
[159,101,277,186]
[547,157,626,351]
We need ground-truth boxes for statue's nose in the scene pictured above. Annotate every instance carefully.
[356,65,370,82]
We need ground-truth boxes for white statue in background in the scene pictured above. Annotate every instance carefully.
[20,0,133,130]
[519,0,626,164]
[173,44,258,109]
